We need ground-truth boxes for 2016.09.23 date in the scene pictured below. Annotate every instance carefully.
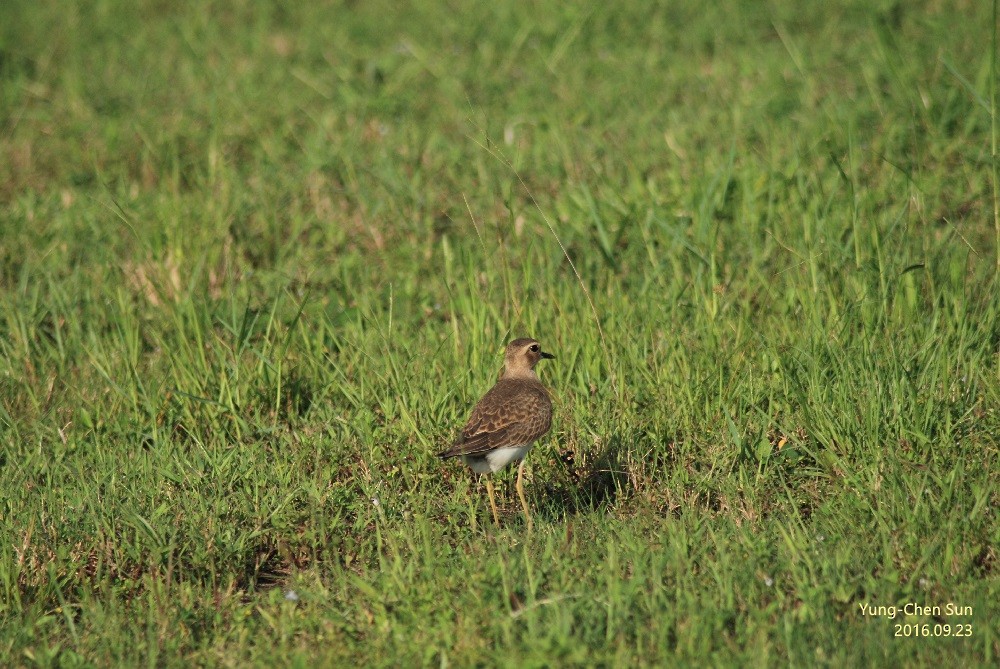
[894,623,973,637]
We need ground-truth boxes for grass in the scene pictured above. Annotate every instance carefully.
[1,0,998,665]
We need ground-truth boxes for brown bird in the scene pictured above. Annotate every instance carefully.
[438,338,555,529]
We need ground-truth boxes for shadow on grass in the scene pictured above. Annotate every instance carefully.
[540,431,638,519]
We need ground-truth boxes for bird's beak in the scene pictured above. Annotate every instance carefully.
[540,351,555,360]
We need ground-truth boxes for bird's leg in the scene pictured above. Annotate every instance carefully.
[516,460,533,531]
[485,477,501,526]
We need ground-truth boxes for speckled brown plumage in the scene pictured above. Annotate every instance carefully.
[437,377,552,460]
[437,337,555,528]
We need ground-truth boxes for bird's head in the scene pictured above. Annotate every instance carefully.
[503,337,555,378]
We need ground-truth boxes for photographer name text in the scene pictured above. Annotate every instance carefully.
[859,602,972,619]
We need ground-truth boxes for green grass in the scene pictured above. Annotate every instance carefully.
[1,0,998,665]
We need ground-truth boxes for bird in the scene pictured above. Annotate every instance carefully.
[438,337,555,529]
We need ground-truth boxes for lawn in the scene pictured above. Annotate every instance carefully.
[1,0,998,665]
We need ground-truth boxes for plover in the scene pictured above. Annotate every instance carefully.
[438,337,555,529]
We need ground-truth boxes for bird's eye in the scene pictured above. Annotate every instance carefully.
[529,344,539,352]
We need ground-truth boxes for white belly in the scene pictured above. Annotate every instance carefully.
[463,445,532,474]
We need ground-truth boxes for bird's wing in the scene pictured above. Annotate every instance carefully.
[437,384,551,459]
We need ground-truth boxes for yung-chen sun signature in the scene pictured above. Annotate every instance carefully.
[858,602,973,619]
